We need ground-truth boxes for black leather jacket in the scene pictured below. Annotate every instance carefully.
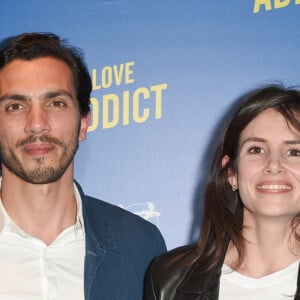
[144,244,300,300]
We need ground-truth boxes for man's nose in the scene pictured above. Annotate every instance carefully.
[24,105,50,135]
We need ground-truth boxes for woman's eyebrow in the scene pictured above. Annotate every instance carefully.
[240,137,300,147]
[239,137,266,147]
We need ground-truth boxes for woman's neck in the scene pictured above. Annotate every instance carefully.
[225,212,300,278]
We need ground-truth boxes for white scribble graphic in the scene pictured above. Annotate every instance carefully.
[119,202,161,227]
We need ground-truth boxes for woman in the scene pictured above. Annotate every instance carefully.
[144,85,300,300]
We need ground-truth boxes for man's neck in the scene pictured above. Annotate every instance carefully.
[0,168,77,245]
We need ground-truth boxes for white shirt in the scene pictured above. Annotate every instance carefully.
[0,181,85,300]
[219,260,299,300]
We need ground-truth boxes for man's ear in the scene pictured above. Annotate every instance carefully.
[79,112,91,142]
[222,155,238,190]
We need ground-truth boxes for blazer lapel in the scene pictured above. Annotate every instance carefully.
[76,182,117,300]
[294,263,300,300]
[177,237,229,300]
[177,261,222,299]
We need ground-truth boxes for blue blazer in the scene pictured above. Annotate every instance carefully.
[76,183,167,300]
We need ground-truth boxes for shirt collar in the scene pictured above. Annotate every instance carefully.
[73,182,85,232]
[0,177,85,234]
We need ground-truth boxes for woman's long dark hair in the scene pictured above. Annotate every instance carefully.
[197,84,300,272]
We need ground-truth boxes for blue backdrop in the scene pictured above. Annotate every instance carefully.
[1,0,299,249]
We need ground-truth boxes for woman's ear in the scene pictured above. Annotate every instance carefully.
[221,154,230,169]
[222,155,238,191]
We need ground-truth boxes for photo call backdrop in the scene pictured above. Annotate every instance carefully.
[1,0,299,250]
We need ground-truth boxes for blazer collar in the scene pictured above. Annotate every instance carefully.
[75,181,118,300]
[177,259,222,298]
[177,236,229,298]
[294,264,300,300]
[75,181,117,250]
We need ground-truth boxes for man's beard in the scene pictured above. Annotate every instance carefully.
[0,134,79,184]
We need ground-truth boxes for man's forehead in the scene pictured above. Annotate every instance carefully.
[0,57,75,85]
[0,58,78,104]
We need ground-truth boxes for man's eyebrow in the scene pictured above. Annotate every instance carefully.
[0,90,74,102]
[43,90,74,100]
[285,140,300,145]
[0,94,29,102]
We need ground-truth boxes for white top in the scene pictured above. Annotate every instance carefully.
[0,180,85,300]
[219,260,299,300]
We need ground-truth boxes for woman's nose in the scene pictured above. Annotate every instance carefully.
[263,153,284,174]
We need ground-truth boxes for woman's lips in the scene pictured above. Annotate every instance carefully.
[256,182,292,193]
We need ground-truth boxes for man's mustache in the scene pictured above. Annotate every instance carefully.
[16,135,64,148]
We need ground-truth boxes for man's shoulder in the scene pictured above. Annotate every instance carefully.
[82,194,162,237]
[76,182,166,252]
[84,195,148,224]
[76,182,152,227]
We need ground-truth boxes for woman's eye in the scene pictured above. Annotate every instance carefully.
[287,149,300,156]
[6,103,23,111]
[248,146,264,154]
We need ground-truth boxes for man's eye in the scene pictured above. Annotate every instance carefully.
[248,146,264,154]
[287,149,300,156]
[51,100,66,108]
[6,103,23,111]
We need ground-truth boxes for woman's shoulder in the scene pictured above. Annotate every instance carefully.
[153,243,199,269]
[146,243,200,291]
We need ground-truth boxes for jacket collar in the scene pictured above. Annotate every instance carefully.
[294,265,300,300]
[177,261,222,299]
[177,258,223,299]
[177,237,229,299]
[75,181,117,250]
[75,181,117,300]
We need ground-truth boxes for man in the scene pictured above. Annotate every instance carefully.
[0,32,166,299]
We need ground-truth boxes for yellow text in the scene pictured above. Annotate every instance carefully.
[88,83,167,131]
[254,0,300,13]
[92,61,135,90]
